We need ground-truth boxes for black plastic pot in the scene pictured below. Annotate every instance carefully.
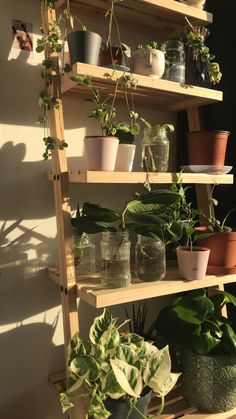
[182,349,236,413]
[104,390,151,418]
[67,30,102,66]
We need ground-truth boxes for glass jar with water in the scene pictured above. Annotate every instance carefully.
[72,232,96,277]
[135,235,166,282]
[100,231,131,288]
[141,124,173,172]
[161,40,186,83]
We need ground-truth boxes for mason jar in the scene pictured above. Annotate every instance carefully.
[135,235,166,281]
[72,232,96,277]
[141,125,170,172]
[100,231,131,288]
[161,40,186,83]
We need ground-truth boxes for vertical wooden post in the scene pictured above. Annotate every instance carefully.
[187,106,213,222]
[40,2,86,417]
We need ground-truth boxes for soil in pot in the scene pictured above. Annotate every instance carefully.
[182,349,236,413]
[187,130,230,166]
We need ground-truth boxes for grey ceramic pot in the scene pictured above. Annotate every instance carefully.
[67,30,102,66]
[104,390,151,418]
[182,349,236,413]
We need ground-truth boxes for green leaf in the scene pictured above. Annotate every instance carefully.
[172,289,214,324]
[89,309,120,351]
[127,190,180,213]
[71,217,117,234]
[82,202,120,222]
[221,324,236,355]
[120,333,144,346]
[60,392,74,413]
[110,359,142,398]
[192,332,221,355]
[88,394,111,418]
[127,212,168,226]
[101,370,126,399]
[70,355,101,382]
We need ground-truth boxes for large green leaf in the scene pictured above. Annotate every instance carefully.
[115,344,136,365]
[126,189,180,214]
[192,331,221,355]
[221,324,236,355]
[120,333,144,346]
[127,212,168,226]
[82,202,120,222]
[110,359,142,398]
[215,289,236,308]
[156,307,200,347]
[172,290,214,324]
[88,394,111,419]
[67,334,94,366]
[71,217,117,234]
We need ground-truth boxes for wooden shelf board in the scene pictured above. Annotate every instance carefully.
[47,171,233,185]
[56,0,212,37]
[61,63,223,111]
[48,372,236,418]
[76,269,236,308]
[48,267,236,309]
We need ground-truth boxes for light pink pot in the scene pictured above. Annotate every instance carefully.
[84,136,119,171]
[176,246,210,281]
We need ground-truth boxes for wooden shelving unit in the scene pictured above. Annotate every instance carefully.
[43,1,236,418]
[48,171,233,184]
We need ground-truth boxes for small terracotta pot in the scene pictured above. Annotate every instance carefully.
[196,227,236,269]
[99,47,122,66]
[176,246,210,280]
[187,130,230,166]
[115,144,136,171]
[84,136,119,171]
[131,48,165,78]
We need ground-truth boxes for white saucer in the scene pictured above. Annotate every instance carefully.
[181,165,233,174]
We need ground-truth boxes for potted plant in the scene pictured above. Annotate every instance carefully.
[71,74,139,171]
[100,41,131,68]
[168,179,210,280]
[115,111,139,172]
[187,130,230,167]
[182,25,222,87]
[195,185,236,274]
[141,118,174,173]
[60,308,181,418]
[131,41,165,78]
[155,287,236,413]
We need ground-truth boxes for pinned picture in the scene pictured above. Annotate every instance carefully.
[12,19,33,52]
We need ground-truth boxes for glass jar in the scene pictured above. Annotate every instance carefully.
[72,232,96,277]
[161,40,186,83]
[100,231,131,288]
[135,235,166,282]
[141,125,170,172]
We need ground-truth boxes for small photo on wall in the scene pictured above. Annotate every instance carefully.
[12,19,33,52]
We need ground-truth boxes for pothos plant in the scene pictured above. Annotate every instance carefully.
[36,1,85,159]
[60,308,181,418]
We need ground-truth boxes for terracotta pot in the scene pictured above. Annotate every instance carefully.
[196,227,236,269]
[99,47,122,66]
[131,48,165,78]
[176,246,210,280]
[187,130,230,166]
[84,136,119,171]
[115,144,136,171]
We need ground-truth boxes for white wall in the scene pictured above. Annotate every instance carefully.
[0,1,176,418]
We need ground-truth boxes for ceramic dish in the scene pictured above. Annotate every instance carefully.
[181,165,233,174]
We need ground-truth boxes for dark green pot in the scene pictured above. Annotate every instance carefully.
[182,349,236,413]
[104,390,151,418]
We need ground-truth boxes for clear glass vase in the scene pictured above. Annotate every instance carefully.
[135,235,166,281]
[100,231,131,288]
[72,232,96,277]
[141,125,170,172]
[161,40,186,83]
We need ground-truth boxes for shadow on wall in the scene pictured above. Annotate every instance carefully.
[0,219,62,325]
[0,320,64,419]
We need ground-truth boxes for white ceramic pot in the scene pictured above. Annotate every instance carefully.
[131,49,165,78]
[179,0,205,9]
[176,246,210,280]
[115,144,136,172]
[84,136,119,171]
